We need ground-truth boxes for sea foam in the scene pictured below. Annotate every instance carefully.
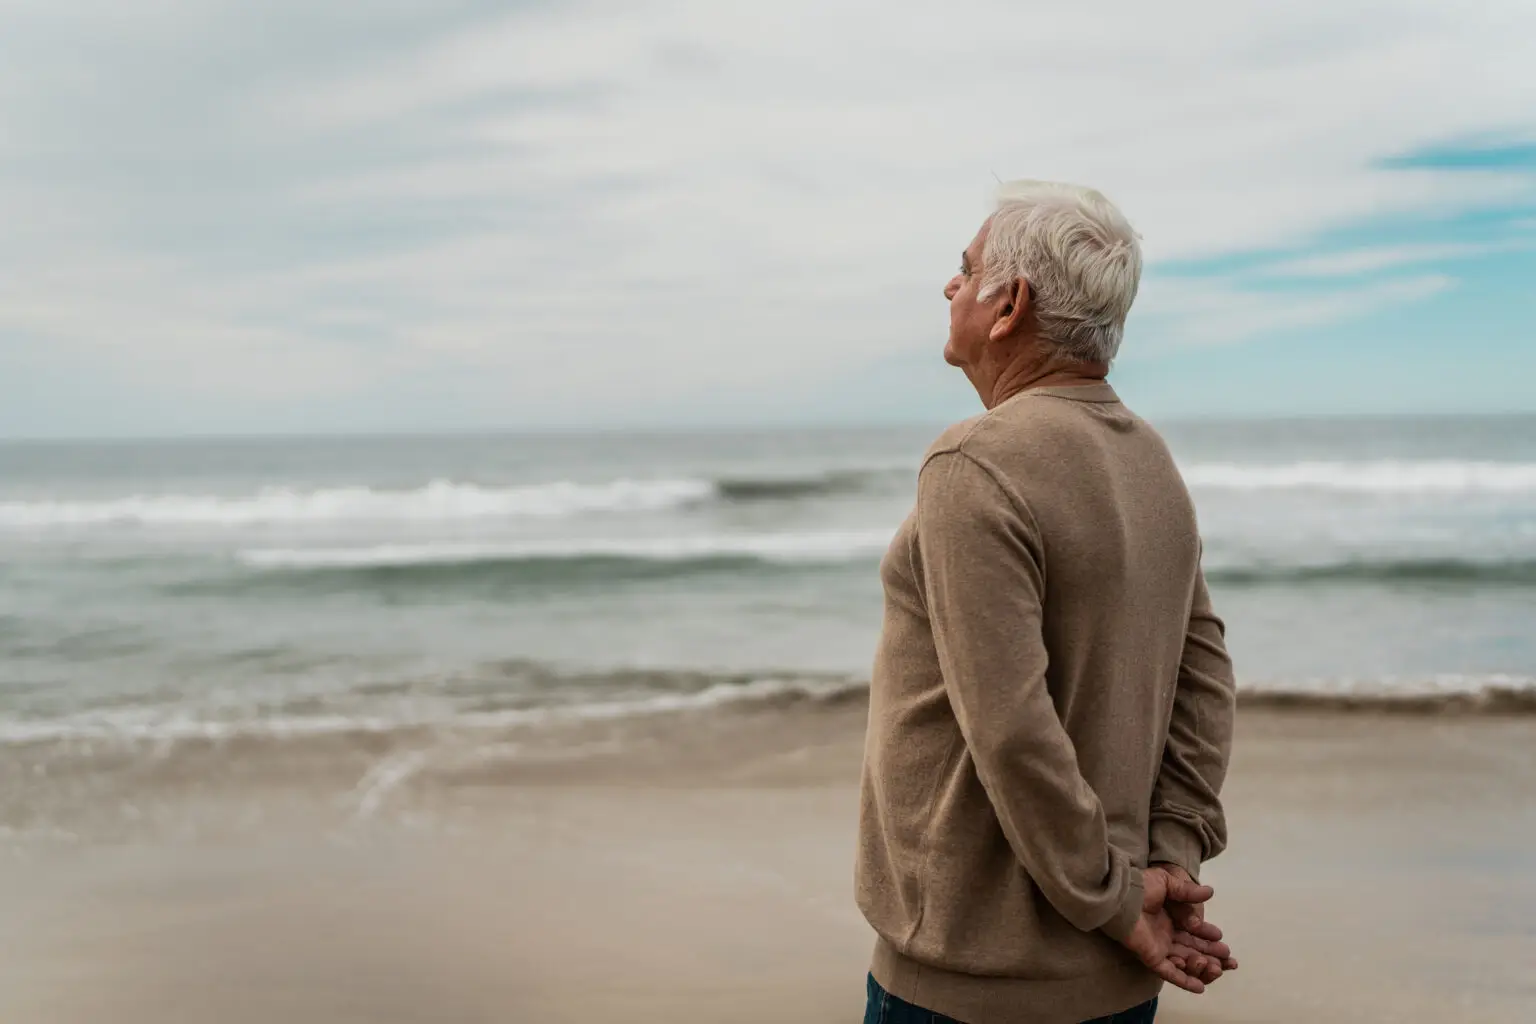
[1181,460,1536,494]
[0,478,714,528]
[6,459,1534,531]
[237,530,896,569]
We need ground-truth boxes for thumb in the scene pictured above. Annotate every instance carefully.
[1169,901,1213,935]
[1166,877,1215,905]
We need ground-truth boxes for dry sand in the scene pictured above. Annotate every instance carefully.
[2,706,1534,1023]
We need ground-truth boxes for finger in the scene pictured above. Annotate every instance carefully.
[1222,957,1239,971]
[1168,902,1201,932]
[1176,913,1223,943]
[1153,958,1206,995]
[1175,943,1224,984]
[1155,958,1204,994]
[1173,931,1232,960]
[1169,945,1210,978]
[1172,946,1222,980]
[1166,877,1215,905]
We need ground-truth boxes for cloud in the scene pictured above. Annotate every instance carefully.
[1264,242,1515,277]
[1130,273,1455,352]
[1,0,1535,433]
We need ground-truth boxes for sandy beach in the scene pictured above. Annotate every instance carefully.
[2,701,1533,1024]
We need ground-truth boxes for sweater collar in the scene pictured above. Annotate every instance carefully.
[1009,381,1120,405]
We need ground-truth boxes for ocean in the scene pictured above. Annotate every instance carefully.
[2,414,1535,833]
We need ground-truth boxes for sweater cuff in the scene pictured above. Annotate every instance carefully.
[1148,818,1205,881]
[1100,868,1144,944]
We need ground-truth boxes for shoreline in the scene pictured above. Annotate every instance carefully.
[6,684,1536,850]
[2,706,1534,1022]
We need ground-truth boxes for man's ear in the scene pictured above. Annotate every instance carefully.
[989,278,1030,342]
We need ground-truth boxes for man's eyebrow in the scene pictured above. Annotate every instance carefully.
[960,251,972,271]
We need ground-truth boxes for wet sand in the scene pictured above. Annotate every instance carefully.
[2,706,1534,1023]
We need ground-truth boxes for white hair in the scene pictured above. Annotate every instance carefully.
[978,179,1143,364]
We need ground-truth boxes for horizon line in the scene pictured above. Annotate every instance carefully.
[3,408,1535,446]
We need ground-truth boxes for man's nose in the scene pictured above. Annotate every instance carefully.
[943,275,960,300]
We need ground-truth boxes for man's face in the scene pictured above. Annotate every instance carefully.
[943,219,1000,370]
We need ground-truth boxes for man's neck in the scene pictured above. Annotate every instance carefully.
[985,348,1108,409]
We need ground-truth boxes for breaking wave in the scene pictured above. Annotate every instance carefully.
[1206,557,1536,587]
[236,530,895,572]
[0,478,715,528]
[6,458,1534,531]
[0,468,908,530]
[5,669,1535,751]
[1182,460,1536,494]
[0,670,870,746]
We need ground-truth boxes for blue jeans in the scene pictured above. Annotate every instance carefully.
[864,973,1157,1024]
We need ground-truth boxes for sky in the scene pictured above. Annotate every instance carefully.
[1,0,1534,439]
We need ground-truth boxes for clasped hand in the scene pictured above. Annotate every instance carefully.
[1117,864,1239,995]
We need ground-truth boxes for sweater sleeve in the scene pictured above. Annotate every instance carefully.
[915,450,1142,941]
[1147,565,1237,880]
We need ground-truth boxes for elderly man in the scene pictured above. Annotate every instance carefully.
[856,181,1238,1024]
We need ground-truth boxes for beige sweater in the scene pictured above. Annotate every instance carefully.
[855,383,1236,1024]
